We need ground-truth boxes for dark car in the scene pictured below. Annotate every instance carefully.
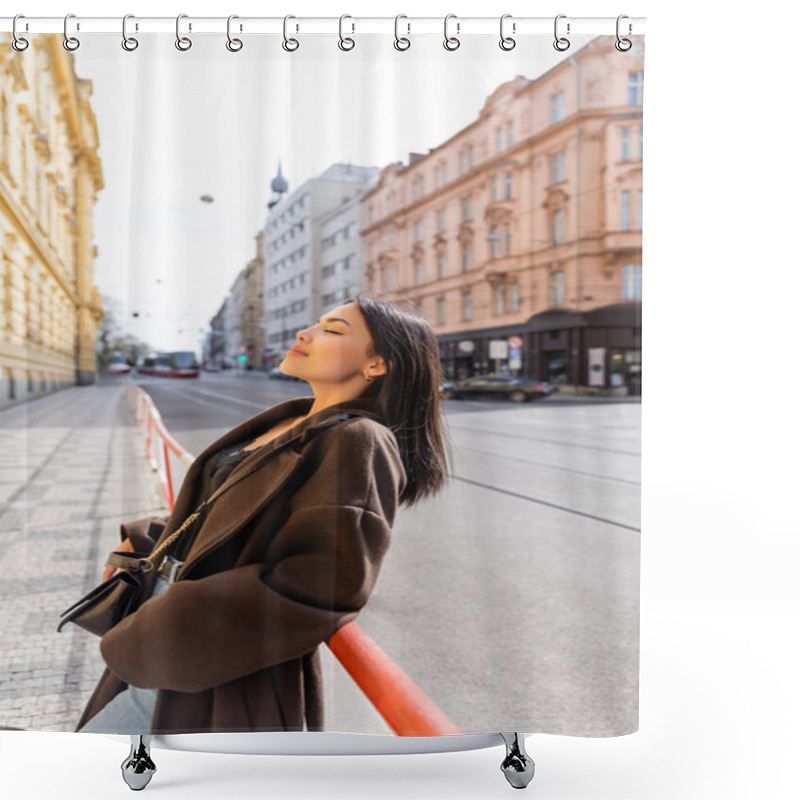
[440,375,554,403]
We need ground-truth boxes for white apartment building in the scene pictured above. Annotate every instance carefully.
[262,163,380,367]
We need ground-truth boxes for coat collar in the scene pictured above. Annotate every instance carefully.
[174,393,384,574]
[192,393,383,467]
[177,393,384,517]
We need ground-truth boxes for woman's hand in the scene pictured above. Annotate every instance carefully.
[103,537,134,582]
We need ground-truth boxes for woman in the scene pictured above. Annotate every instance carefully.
[76,295,454,735]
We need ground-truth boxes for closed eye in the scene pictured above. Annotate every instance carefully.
[325,330,343,335]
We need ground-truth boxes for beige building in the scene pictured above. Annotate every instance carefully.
[362,37,644,395]
[1,34,104,409]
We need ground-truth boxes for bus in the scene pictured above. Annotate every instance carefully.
[137,351,200,378]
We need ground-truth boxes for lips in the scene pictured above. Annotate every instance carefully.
[287,346,307,356]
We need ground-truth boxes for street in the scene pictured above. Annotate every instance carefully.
[1,371,639,736]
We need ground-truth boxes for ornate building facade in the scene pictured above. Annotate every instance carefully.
[1,34,104,409]
[362,37,644,395]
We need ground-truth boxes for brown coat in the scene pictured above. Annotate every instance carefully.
[75,394,407,734]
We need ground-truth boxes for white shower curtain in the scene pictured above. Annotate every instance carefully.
[1,22,641,742]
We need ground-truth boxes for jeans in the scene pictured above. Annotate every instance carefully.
[77,573,171,734]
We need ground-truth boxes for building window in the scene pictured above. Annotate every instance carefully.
[638,126,644,160]
[496,127,504,153]
[551,91,565,123]
[462,241,473,271]
[628,72,644,106]
[508,281,519,312]
[437,250,446,280]
[468,145,474,169]
[622,264,642,299]
[388,229,395,248]
[504,171,513,200]
[437,208,446,233]
[463,291,473,321]
[415,219,423,242]
[621,128,630,162]
[552,209,565,245]
[550,271,565,306]
[494,285,504,315]
[387,266,395,291]
[437,296,446,325]
[636,190,643,230]
[621,191,630,231]
[489,226,499,260]
[462,195,472,221]
[491,174,498,203]
[550,152,565,184]
[507,120,514,147]
[503,224,511,256]
[414,260,424,286]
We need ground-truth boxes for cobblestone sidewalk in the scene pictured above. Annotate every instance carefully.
[0,379,168,731]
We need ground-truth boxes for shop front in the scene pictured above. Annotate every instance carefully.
[526,303,641,395]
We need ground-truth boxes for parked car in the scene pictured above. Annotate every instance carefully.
[440,375,554,403]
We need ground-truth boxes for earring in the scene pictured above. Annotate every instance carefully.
[363,372,373,382]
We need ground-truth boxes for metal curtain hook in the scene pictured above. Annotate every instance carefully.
[226,15,243,51]
[554,14,571,51]
[339,14,355,51]
[176,13,192,51]
[444,14,460,51]
[394,14,410,51]
[63,14,80,51]
[499,14,516,51]
[615,14,632,52]
[283,15,299,51]
[12,14,29,51]
[122,14,139,51]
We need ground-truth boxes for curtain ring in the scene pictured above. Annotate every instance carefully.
[615,15,632,52]
[553,14,570,51]
[63,14,80,51]
[338,14,355,51]
[121,13,138,51]
[176,13,192,51]
[443,14,460,51]
[394,14,410,51]
[499,14,516,51]
[226,15,243,52]
[11,15,29,51]
[283,15,299,51]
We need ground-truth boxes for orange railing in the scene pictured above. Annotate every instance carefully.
[126,381,461,736]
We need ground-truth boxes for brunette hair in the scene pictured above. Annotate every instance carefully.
[343,295,455,508]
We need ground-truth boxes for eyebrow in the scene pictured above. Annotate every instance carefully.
[317,317,351,327]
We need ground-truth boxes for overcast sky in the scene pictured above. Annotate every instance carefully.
[72,33,596,353]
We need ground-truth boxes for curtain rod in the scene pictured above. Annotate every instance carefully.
[1,16,646,37]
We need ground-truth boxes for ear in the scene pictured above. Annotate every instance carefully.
[368,356,388,377]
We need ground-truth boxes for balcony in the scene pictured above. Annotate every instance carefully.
[602,229,642,255]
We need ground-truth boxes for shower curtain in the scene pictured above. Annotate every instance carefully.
[0,23,642,740]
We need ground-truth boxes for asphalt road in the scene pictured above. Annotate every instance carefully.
[124,369,641,737]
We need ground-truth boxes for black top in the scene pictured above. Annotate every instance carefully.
[206,440,265,495]
[168,440,267,564]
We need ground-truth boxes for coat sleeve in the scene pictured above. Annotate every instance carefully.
[99,422,406,693]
